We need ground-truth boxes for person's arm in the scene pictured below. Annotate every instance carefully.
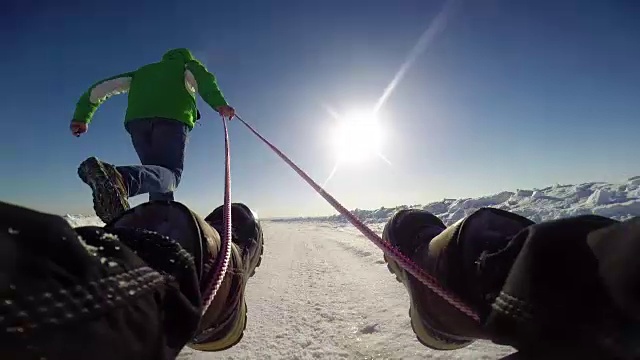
[184,60,229,110]
[73,72,135,124]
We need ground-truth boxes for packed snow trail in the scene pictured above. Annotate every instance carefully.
[181,221,513,359]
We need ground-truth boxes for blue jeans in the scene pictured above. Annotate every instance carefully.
[117,118,189,201]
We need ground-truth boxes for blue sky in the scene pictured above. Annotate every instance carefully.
[1,0,639,217]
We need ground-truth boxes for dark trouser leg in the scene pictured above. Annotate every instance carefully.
[146,119,188,201]
[119,118,189,201]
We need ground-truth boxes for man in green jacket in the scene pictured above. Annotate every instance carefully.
[71,48,235,223]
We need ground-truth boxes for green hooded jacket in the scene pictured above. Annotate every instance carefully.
[73,48,228,130]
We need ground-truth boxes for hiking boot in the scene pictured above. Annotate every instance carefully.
[109,201,257,352]
[382,209,478,350]
[78,156,130,223]
[188,203,264,351]
[382,208,533,350]
[205,203,264,277]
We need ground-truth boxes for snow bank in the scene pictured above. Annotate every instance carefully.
[278,176,640,226]
[63,214,104,227]
[64,177,640,229]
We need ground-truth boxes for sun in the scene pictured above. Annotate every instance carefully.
[330,109,384,163]
[322,107,391,186]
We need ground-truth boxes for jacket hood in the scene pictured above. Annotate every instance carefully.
[162,48,196,63]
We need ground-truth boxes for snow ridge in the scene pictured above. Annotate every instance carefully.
[64,177,640,228]
[278,176,640,226]
[63,214,104,227]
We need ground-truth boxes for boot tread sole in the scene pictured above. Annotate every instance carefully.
[78,157,129,223]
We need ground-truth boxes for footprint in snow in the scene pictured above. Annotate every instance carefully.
[358,323,379,335]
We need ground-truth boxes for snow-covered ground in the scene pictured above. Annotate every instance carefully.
[64,176,640,359]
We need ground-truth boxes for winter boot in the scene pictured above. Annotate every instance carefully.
[382,208,532,350]
[204,203,264,278]
[108,201,264,352]
[78,156,130,223]
[188,203,264,351]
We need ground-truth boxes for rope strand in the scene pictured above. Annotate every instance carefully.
[234,115,480,323]
[200,117,233,313]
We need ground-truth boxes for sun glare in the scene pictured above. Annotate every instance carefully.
[331,110,384,163]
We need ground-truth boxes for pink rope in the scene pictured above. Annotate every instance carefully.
[234,115,480,323]
[200,118,233,314]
